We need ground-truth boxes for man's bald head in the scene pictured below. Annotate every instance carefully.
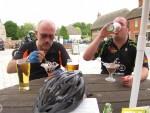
[36,20,56,33]
[35,20,56,52]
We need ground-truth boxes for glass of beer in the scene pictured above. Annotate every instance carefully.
[16,59,30,91]
[66,58,79,71]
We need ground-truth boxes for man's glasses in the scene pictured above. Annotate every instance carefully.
[40,33,55,39]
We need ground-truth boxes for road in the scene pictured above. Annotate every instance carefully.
[0,49,18,89]
[0,46,150,89]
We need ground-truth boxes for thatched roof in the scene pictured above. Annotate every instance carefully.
[66,25,81,35]
[56,25,81,36]
[91,8,130,30]
[126,7,142,20]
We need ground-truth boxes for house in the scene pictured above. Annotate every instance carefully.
[66,25,81,41]
[55,25,81,41]
[126,0,150,42]
[0,19,6,40]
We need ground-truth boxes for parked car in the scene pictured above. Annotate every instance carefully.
[0,38,4,50]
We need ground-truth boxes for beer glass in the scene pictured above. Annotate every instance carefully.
[16,59,30,91]
[66,55,79,71]
[103,62,120,82]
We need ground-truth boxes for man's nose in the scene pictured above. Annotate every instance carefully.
[45,37,52,42]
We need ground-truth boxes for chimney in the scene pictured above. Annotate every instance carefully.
[139,0,143,7]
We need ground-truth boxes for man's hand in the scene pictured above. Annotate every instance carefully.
[98,23,115,39]
[28,51,45,63]
[120,75,133,87]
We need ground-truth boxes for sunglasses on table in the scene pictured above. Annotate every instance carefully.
[40,33,55,39]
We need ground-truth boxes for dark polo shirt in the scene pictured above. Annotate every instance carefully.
[14,41,70,80]
[94,38,149,75]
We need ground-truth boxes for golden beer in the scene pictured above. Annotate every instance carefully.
[16,60,30,91]
[67,63,79,71]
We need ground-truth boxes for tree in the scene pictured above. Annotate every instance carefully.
[4,21,18,40]
[16,26,24,39]
[73,22,92,39]
[22,23,35,36]
[87,23,92,36]
[59,26,69,40]
[17,23,35,39]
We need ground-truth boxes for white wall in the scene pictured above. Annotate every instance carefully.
[0,24,6,40]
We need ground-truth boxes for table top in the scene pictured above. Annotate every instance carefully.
[1,74,150,113]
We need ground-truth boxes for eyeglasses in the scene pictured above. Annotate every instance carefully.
[40,33,55,39]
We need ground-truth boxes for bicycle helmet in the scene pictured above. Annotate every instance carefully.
[33,70,85,113]
[28,30,35,38]
[24,30,35,42]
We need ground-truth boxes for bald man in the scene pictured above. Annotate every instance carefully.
[7,20,70,80]
[83,17,149,87]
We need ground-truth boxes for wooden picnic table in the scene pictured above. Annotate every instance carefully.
[0,74,150,113]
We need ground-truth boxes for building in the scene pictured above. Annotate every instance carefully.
[66,25,81,41]
[56,25,81,41]
[91,0,150,43]
[0,19,6,40]
[126,0,150,42]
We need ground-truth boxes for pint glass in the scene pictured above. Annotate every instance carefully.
[66,58,79,71]
[16,59,30,91]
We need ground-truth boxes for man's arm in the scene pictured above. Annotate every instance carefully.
[7,58,28,73]
[7,59,17,73]
[83,33,104,60]
[121,67,149,87]
[140,67,149,81]
[83,24,112,61]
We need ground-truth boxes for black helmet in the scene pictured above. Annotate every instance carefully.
[33,71,85,113]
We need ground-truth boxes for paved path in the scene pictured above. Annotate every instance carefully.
[0,49,18,89]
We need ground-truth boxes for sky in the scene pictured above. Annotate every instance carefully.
[0,0,138,27]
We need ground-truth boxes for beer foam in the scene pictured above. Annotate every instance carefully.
[16,59,27,64]
[67,61,79,65]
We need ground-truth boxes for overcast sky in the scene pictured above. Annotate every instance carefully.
[0,0,138,27]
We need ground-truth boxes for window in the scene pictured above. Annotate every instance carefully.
[134,19,138,28]
[146,32,150,41]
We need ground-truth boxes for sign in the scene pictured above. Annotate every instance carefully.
[122,106,150,113]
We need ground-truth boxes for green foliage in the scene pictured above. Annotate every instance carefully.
[75,27,82,34]
[4,21,18,40]
[16,26,24,39]
[59,26,69,40]
[17,23,35,39]
[73,22,92,39]
[4,21,35,40]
